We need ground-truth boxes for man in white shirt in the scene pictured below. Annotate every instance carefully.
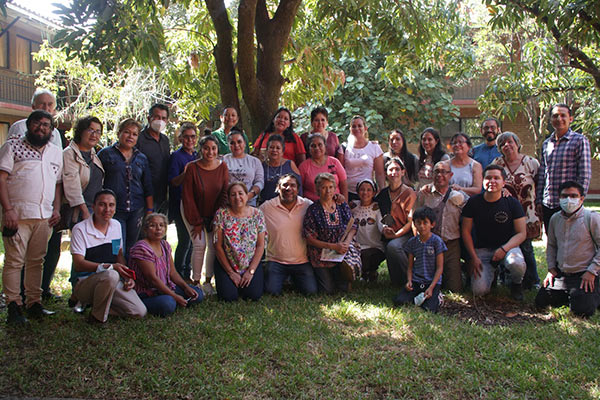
[8,88,65,301]
[0,110,63,325]
[70,189,147,324]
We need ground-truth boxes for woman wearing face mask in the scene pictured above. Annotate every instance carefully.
[212,106,250,155]
[492,132,541,289]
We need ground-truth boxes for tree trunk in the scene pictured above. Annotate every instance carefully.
[206,0,302,139]
[205,0,241,115]
[237,0,302,139]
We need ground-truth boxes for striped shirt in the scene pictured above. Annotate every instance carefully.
[536,129,591,208]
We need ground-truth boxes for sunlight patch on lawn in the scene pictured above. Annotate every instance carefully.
[319,299,412,340]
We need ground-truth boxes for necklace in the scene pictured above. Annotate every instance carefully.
[266,161,284,184]
[322,202,336,222]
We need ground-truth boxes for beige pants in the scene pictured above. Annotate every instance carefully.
[2,218,51,307]
[181,201,215,282]
[74,270,147,322]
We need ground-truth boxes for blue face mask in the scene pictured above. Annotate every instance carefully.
[559,197,581,214]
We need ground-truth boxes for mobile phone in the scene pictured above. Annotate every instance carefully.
[381,214,395,226]
[2,226,18,237]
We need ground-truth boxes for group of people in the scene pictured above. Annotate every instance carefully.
[2,88,599,326]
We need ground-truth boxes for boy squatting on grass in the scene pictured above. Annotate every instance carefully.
[393,207,447,312]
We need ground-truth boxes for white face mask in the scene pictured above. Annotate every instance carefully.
[150,119,166,133]
[559,197,581,214]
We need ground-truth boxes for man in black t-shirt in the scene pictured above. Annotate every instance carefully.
[462,164,527,300]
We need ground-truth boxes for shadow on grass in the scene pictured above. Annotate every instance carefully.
[1,252,600,399]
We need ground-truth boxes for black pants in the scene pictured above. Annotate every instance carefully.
[535,272,600,317]
[393,282,441,313]
[542,205,561,235]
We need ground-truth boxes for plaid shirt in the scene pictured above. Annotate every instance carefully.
[536,128,591,208]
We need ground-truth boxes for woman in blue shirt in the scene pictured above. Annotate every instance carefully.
[98,119,153,257]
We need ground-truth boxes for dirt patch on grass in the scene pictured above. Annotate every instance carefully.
[440,295,556,326]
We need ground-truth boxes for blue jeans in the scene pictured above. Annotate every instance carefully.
[139,284,203,317]
[472,247,526,296]
[114,208,144,259]
[385,234,412,286]
[265,261,317,295]
[173,208,192,280]
[214,259,264,302]
[520,239,540,288]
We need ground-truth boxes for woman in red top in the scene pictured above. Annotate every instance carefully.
[182,135,229,295]
[253,107,306,166]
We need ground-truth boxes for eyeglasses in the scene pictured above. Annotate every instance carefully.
[30,120,52,129]
[182,135,197,140]
[87,129,102,136]
[433,170,451,175]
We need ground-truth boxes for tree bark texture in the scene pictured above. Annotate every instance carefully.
[205,0,241,114]
[208,0,302,138]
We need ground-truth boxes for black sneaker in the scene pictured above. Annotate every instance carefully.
[42,291,62,302]
[7,302,29,325]
[510,283,524,302]
[26,302,57,319]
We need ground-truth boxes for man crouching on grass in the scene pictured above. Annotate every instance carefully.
[461,164,527,300]
[393,207,446,312]
[535,181,600,317]
[70,189,147,324]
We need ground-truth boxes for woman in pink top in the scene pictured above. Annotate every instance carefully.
[299,134,348,201]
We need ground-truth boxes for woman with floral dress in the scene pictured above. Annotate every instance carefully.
[492,131,541,289]
[213,182,267,301]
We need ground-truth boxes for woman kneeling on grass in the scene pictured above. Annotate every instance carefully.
[129,213,203,317]
[214,182,267,301]
[303,172,361,294]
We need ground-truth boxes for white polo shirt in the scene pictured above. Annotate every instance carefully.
[71,216,123,257]
[0,137,63,219]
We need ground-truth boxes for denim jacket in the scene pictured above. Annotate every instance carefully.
[98,144,153,212]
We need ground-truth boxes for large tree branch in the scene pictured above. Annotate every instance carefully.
[237,0,259,121]
[205,0,240,111]
[503,0,600,89]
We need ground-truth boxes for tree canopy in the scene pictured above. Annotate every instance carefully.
[51,0,475,137]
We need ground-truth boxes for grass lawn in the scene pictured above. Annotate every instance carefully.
[1,222,600,399]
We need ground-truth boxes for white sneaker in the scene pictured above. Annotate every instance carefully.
[201,282,216,296]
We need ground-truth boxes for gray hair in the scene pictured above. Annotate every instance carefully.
[31,89,56,107]
[496,131,522,153]
[314,172,336,190]
[141,213,169,237]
